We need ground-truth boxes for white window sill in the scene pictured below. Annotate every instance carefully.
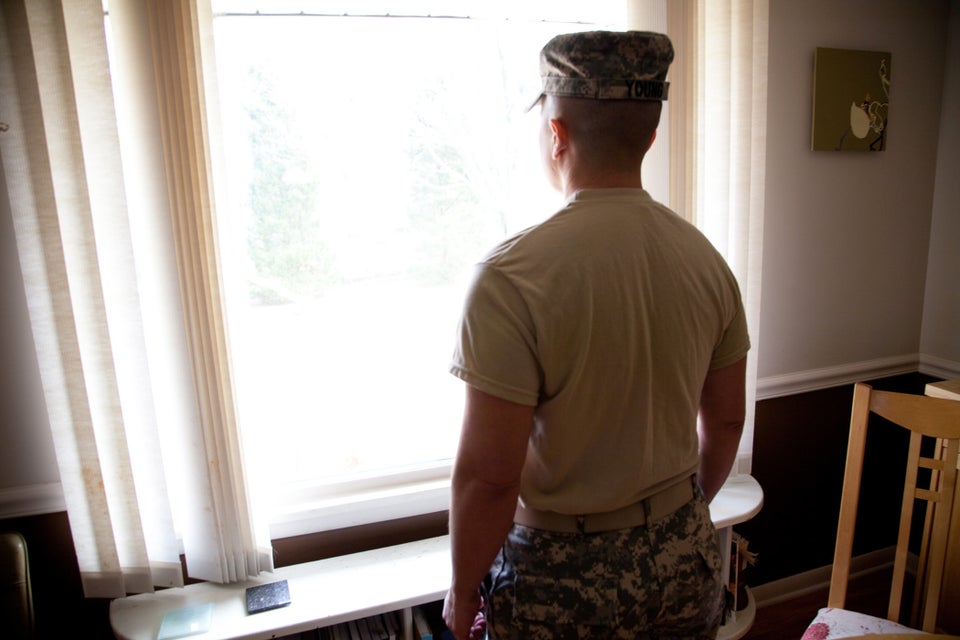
[267,477,451,539]
[110,535,450,640]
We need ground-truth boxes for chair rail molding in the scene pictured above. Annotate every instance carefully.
[0,483,66,520]
[757,354,921,400]
[919,354,960,381]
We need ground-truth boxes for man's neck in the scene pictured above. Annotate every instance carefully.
[562,170,644,198]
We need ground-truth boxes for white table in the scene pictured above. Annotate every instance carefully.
[924,379,960,635]
[111,474,763,640]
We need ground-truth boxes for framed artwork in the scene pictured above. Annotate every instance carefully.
[811,47,891,151]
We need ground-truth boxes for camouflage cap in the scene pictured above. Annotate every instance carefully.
[528,30,674,110]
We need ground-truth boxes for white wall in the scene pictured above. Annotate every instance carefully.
[0,166,60,498]
[759,0,955,386]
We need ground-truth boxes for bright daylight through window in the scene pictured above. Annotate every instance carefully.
[209,1,625,533]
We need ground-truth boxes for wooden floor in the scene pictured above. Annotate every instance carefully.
[742,572,891,640]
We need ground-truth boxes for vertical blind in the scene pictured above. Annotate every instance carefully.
[0,0,271,598]
[139,0,273,586]
[664,0,768,473]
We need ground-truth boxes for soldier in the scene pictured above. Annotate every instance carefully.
[443,30,749,639]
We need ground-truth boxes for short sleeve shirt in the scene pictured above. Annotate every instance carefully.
[450,189,750,514]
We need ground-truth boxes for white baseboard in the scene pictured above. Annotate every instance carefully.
[756,356,918,400]
[919,354,960,380]
[751,547,895,608]
[0,482,65,519]
[754,353,960,400]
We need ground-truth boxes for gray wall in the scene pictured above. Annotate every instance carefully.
[921,0,960,372]
[0,166,59,494]
[759,0,957,383]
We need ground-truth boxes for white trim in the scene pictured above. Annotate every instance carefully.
[267,476,451,540]
[919,353,960,380]
[751,546,895,608]
[264,462,451,539]
[756,355,918,400]
[0,482,66,519]
[0,473,452,537]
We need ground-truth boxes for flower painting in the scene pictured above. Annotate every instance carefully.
[811,47,891,151]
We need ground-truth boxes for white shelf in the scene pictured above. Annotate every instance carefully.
[111,475,763,640]
[709,474,764,529]
[111,536,450,640]
[711,475,764,640]
[718,587,757,640]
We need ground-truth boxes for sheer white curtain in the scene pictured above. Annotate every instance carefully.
[673,0,767,473]
[0,0,271,597]
[632,0,768,473]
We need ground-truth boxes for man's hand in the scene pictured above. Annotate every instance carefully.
[443,590,486,640]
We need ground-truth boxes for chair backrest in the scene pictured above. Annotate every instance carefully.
[827,383,960,633]
[0,531,35,640]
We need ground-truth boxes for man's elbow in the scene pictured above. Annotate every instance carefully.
[452,461,522,495]
[701,415,745,436]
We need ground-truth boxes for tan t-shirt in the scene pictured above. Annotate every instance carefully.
[450,189,750,515]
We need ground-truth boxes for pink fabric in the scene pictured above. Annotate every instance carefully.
[801,608,929,639]
[802,622,831,640]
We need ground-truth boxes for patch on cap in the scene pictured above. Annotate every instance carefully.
[529,30,674,110]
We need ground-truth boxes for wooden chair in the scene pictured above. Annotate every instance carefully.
[0,531,35,640]
[802,383,960,639]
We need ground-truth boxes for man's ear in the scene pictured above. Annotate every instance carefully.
[549,118,569,159]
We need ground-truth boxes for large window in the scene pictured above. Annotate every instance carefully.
[7,0,762,594]
[208,2,626,534]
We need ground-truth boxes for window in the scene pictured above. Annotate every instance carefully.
[207,2,626,535]
[8,0,762,592]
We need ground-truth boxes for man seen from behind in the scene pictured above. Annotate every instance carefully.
[443,30,750,640]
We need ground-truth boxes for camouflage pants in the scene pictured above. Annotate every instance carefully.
[483,492,724,640]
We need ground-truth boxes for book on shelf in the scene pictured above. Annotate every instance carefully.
[381,610,401,639]
[360,617,375,639]
[328,620,344,640]
[366,613,393,640]
[314,603,453,640]
[412,606,432,640]
[727,531,758,618]
[347,619,361,639]
[320,612,399,640]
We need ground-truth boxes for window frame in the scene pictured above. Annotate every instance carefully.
[200,4,630,539]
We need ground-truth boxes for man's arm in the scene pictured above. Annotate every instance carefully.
[697,357,747,503]
[443,385,535,640]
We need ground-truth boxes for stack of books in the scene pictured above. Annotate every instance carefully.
[317,609,402,639]
[308,604,452,640]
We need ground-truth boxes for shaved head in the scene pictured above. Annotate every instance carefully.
[545,96,662,173]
